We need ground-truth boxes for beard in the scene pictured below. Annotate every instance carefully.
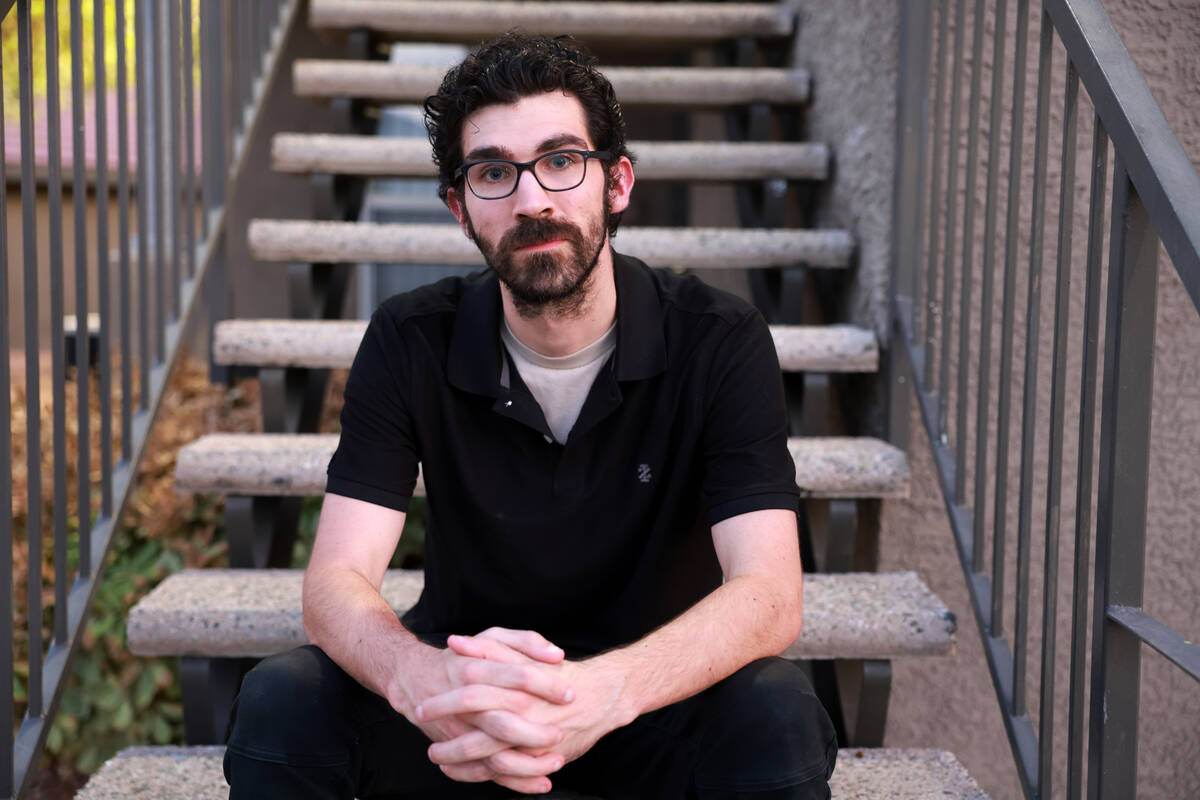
[466,205,610,320]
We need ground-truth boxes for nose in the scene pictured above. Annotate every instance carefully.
[510,168,553,219]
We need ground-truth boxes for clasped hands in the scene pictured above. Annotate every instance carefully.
[396,627,631,795]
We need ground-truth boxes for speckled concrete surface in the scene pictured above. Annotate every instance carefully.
[127,569,951,660]
[213,318,874,372]
[77,746,986,799]
[830,748,988,799]
[248,220,854,269]
[272,134,829,181]
[213,319,367,368]
[294,60,810,106]
[788,437,910,498]
[174,434,903,498]
[771,325,877,372]
[309,0,793,41]
[75,747,228,800]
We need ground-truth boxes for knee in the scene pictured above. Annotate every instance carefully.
[227,645,355,757]
[695,658,837,792]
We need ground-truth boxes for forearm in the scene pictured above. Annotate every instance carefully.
[302,564,434,716]
[595,569,802,722]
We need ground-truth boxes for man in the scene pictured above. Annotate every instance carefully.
[224,33,837,799]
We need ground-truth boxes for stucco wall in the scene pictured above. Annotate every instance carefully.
[792,1,1200,798]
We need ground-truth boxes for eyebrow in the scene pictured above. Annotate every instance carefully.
[463,133,592,163]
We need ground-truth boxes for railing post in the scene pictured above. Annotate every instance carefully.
[887,0,932,452]
[1087,157,1158,800]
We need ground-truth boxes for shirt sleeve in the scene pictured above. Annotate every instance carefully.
[325,306,421,511]
[700,309,800,526]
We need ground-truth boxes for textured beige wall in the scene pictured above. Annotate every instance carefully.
[857,3,1200,800]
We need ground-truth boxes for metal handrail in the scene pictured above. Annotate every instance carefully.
[0,2,295,797]
[889,1,1200,799]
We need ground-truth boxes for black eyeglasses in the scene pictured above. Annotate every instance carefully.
[456,149,611,200]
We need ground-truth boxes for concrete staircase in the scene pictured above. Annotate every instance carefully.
[80,2,988,797]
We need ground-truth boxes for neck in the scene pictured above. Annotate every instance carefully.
[501,245,618,357]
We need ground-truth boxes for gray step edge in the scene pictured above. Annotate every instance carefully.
[309,0,795,41]
[248,220,855,269]
[173,434,910,500]
[271,134,830,181]
[213,318,878,373]
[77,746,988,800]
[126,570,954,660]
[293,61,811,106]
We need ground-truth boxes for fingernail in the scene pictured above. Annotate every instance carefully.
[563,688,575,702]
[414,704,425,721]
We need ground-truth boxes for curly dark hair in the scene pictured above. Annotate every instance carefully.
[424,32,633,235]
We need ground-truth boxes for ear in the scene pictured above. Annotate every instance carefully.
[446,186,471,238]
[607,156,635,216]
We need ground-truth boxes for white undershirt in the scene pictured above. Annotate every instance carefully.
[500,319,617,444]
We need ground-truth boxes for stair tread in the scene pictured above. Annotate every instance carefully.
[174,433,908,500]
[213,318,878,373]
[272,134,830,181]
[127,569,953,660]
[77,745,987,799]
[248,220,854,269]
[309,0,795,41]
[294,61,811,105]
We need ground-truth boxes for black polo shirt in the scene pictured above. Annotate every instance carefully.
[326,252,798,657]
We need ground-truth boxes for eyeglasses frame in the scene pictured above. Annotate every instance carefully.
[455,149,612,200]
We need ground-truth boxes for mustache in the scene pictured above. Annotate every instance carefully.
[498,217,583,251]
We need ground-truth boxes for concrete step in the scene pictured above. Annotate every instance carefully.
[212,318,878,373]
[309,0,795,42]
[173,434,909,500]
[271,134,830,181]
[127,569,952,660]
[294,61,811,106]
[248,221,855,269]
[78,745,988,799]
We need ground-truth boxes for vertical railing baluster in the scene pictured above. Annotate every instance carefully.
[201,0,227,225]
[169,0,183,317]
[992,0,1032,637]
[938,0,966,445]
[71,0,93,577]
[1088,156,1158,800]
[1,40,15,800]
[1068,116,1107,800]
[890,0,934,451]
[1013,8,1055,720]
[1038,55,1079,799]
[184,0,197,277]
[117,0,133,455]
[152,0,167,360]
[45,0,70,642]
[136,0,152,410]
[924,0,950,385]
[955,0,986,505]
[973,0,1008,578]
[18,0,44,719]
[96,0,114,520]
[239,1,250,131]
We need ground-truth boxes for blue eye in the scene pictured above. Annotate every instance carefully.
[545,152,578,170]
[476,163,513,183]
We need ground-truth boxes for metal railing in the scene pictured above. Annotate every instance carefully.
[889,0,1200,798]
[0,1,295,796]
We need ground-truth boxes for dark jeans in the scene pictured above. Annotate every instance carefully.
[224,645,837,799]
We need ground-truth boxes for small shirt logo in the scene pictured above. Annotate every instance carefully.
[637,463,652,483]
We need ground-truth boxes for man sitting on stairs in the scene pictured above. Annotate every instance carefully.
[224,33,837,800]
